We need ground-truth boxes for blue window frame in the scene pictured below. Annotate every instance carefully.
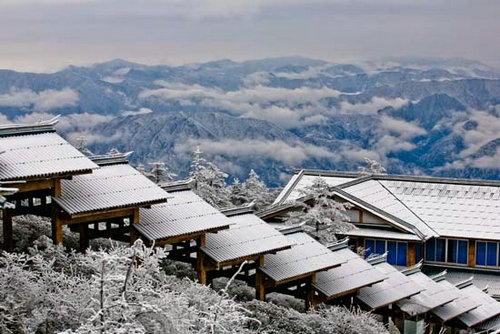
[487,242,498,266]
[426,239,435,261]
[375,240,386,255]
[365,239,375,258]
[476,241,499,267]
[476,242,486,266]
[426,238,468,265]
[387,241,397,264]
[457,241,468,264]
[416,243,423,263]
[397,242,407,266]
[365,239,407,266]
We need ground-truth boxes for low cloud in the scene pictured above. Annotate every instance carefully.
[174,138,338,165]
[379,115,426,140]
[121,107,153,117]
[0,88,79,111]
[140,83,343,128]
[340,97,408,115]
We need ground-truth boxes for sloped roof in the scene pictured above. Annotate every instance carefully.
[261,232,346,283]
[54,163,168,215]
[430,277,480,322]
[0,128,97,181]
[381,179,500,240]
[273,170,357,205]
[457,281,500,328]
[202,213,293,265]
[339,180,437,238]
[357,256,423,310]
[397,268,458,316]
[313,240,386,299]
[345,226,421,241]
[136,190,231,242]
[274,169,500,241]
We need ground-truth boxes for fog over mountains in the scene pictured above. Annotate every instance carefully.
[1,57,499,186]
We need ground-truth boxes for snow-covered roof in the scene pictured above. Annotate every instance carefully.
[397,267,458,316]
[273,170,357,205]
[54,163,168,216]
[313,240,386,299]
[202,213,293,265]
[430,277,481,322]
[260,232,346,283]
[0,130,97,181]
[274,169,500,241]
[357,255,423,310]
[457,280,500,328]
[136,189,231,242]
[380,179,500,240]
[345,226,421,241]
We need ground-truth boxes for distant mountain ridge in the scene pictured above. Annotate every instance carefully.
[0,56,499,186]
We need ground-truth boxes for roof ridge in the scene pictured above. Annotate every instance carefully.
[294,168,500,187]
[376,180,438,238]
[0,116,60,137]
[274,169,305,205]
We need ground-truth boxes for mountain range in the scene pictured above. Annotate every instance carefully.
[1,56,499,186]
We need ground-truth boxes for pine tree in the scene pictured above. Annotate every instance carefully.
[358,158,387,175]
[188,146,230,208]
[148,162,178,184]
[241,169,274,211]
[288,177,353,244]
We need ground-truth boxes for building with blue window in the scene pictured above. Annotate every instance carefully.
[263,169,500,293]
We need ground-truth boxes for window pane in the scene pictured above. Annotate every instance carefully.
[476,242,486,266]
[415,243,423,263]
[447,239,457,263]
[365,240,375,258]
[436,239,446,262]
[425,239,435,261]
[458,241,468,264]
[387,241,397,265]
[375,240,386,255]
[397,242,408,266]
[487,242,497,266]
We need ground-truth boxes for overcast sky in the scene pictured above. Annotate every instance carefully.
[0,0,498,72]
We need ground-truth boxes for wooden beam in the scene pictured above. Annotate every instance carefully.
[79,224,89,253]
[305,273,316,310]
[468,240,476,268]
[407,242,416,267]
[53,215,63,246]
[255,255,266,301]
[2,209,13,252]
[197,236,207,285]
[59,207,135,225]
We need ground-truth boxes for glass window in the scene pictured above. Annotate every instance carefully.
[375,240,386,255]
[487,242,498,266]
[447,239,457,263]
[436,239,446,262]
[397,242,408,266]
[457,241,468,264]
[365,239,375,258]
[425,239,435,261]
[415,243,423,263]
[387,241,397,265]
[476,242,486,266]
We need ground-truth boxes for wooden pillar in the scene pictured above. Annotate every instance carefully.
[2,209,13,251]
[130,207,140,245]
[255,255,266,301]
[196,235,207,285]
[79,224,89,252]
[408,242,416,267]
[359,210,364,223]
[468,240,476,268]
[53,215,63,246]
[305,273,316,310]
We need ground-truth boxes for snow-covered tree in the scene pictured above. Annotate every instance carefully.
[189,146,230,208]
[358,158,387,175]
[75,136,93,156]
[241,169,275,211]
[229,178,247,206]
[288,177,354,244]
[148,162,178,183]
